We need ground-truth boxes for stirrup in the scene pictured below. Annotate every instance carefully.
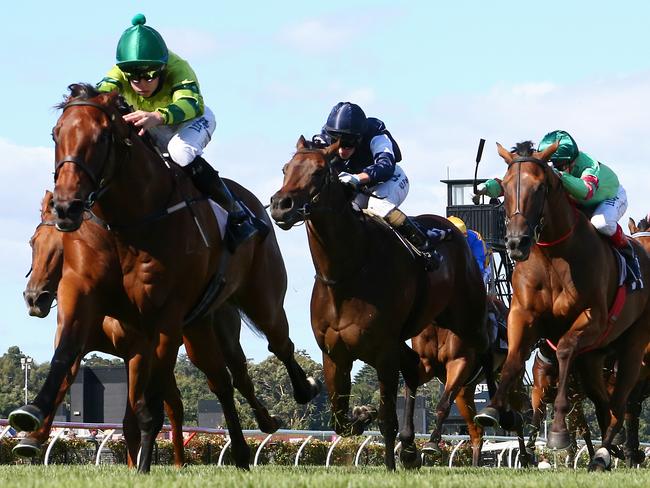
[225,213,258,253]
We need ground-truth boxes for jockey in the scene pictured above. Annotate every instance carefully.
[475,130,642,290]
[448,216,491,287]
[313,102,449,270]
[96,13,260,252]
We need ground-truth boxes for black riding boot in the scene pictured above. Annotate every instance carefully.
[619,241,644,291]
[184,156,261,253]
[386,209,442,271]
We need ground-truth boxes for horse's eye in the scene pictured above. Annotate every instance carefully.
[282,164,288,175]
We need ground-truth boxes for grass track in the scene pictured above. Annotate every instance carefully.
[2,465,650,488]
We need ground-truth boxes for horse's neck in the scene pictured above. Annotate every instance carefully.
[98,142,175,226]
[538,187,580,249]
[306,207,367,280]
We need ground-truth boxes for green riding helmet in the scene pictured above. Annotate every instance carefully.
[537,130,579,166]
[116,13,168,72]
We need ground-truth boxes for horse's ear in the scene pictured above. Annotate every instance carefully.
[629,217,639,234]
[296,135,307,150]
[323,139,341,158]
[536,141,560,162]
[496,143,513,164]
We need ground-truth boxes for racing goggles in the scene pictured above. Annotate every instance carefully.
[123,67,164,83]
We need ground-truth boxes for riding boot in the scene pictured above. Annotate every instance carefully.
[610,224,644,291]
[386,209,443,271]
[184,156,264,253]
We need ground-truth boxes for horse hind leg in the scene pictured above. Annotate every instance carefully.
[375,357,400,471]
[212,305,281,433]
[455,386,484,467]
[236,297,320,404]
[163,379,185,468]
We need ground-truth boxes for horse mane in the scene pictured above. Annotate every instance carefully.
[56,83,132,114]
[510,141,535,157]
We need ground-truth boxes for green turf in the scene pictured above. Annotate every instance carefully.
[1,465,650,488]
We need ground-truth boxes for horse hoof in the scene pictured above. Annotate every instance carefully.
[12,438,42,458]
[399,445,422,470]
[8,405,43,432]
[547,430,571,450]
[588,448,611,472]
[474,407,500,427]
[422,442,442,455]
[260,415,282,434]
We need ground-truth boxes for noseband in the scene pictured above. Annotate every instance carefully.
[54,100,132,209]
[287,150,339,224]
[506,156,550,243]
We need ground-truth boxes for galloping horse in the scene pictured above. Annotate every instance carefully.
[269,137,491,469]
[526,340,595,464]
[413,296,530,467]
[475,141,650,470]
[18,191,282,465]
[10,84,319,472]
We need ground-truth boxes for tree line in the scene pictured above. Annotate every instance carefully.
[1,346,648,440]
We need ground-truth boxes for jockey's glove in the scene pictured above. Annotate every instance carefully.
[476,182,487,194]
[338,172,361,189]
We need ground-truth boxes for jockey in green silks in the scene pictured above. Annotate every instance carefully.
[475,130,642,290]
[96,13,262,252]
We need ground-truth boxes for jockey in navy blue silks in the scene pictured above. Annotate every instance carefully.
[313,102,449,270]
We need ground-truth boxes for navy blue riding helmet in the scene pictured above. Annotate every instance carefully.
[324,102,367,145]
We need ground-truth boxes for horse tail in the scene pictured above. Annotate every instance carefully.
[237,308,266,339]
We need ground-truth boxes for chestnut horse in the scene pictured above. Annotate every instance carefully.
[475,141,650,470]
[269,137,491,469]
[17,191,281,465]
[526,340,595,464]
[413,296,531,467]
[9,84,319,472]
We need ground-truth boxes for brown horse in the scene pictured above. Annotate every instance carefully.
[619,217,650,466]
[17,191,282,465]
[474,141,650,470]
[269,137,491,469]
[9,84,319,472]
[526,340,595,464]
[413,296,531,467]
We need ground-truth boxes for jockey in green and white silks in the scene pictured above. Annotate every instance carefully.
[96,13,261,252]
[476,130,642,289]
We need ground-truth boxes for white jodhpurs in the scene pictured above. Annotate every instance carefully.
[590,185,628,236]
[148,105,217,166]
[352,164,410,218]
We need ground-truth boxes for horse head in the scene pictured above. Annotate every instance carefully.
[629,216,650,234]
[269,136,346,230]
[24,191,61,317]
[497,140,560,261]
[52,84,133,231]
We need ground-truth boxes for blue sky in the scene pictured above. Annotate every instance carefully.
[2,1,650,372]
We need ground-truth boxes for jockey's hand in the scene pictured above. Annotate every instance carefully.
[338,172,361,188]
[123,110,164,136]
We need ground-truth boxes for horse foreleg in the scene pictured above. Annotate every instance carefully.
[455,385,483,467]
[397,343,421,469]
[9,292,100,433]
[13,354,84,458]
[322,352,356,436]
[375,357,400,471]
[527,382,546,453]
[429,358,466,452]
[163,376,185,468]
[475,306,537,428]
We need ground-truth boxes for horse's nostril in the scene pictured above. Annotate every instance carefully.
[279,197,294,211]
[67,200,85,219]
[519,236,531,248]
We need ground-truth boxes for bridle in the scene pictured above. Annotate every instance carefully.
[53,100,132,209]
[281,149,340,226]
[505,156,550,244]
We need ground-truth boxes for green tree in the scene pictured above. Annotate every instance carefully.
[247,350,329,430]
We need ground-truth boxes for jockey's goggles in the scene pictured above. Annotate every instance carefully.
[329,134,361,149]
[124,68,164,82]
